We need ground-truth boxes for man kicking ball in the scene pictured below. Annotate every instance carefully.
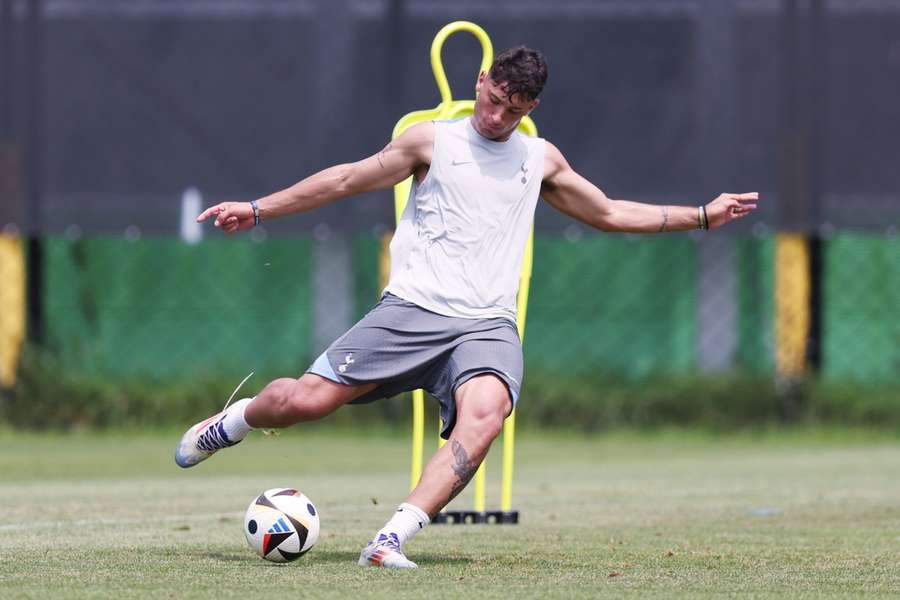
[175,46,758,568]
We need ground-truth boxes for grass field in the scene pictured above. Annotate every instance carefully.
[1,427,899,599]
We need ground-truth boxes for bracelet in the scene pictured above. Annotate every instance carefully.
[697,205,709,230]
[250,200,260,226]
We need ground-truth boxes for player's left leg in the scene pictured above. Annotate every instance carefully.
[175,374,376,468]
[358,374,511,568]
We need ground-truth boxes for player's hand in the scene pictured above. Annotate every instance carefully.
[705,192,759,229]
[196,201,256,234]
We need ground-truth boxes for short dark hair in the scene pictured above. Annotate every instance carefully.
[488,46,548,102]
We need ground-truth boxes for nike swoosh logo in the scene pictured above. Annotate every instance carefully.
[451,159,473,166]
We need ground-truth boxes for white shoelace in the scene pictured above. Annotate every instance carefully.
[195,371,255,453]
[223,371,254,410]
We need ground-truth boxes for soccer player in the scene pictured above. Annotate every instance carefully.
[176,47,758,568]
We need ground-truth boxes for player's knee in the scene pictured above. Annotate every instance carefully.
[455,377,511,445]
[459,401,507,445]
[271,377,332,422]
[479,410,505,442]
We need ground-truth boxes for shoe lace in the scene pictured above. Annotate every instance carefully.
[375,532,402,552]
[191,372,255,454]
[223,371,254,411]
[196,418,236,452]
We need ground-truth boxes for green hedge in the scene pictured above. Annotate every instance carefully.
[5,345,899,431]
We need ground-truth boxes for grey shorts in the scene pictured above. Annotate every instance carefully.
[307,293,523,438]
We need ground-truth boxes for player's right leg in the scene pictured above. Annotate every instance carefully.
[174,374,375,468]
[358,374,512,568]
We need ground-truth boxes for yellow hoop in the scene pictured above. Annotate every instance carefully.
[430,21,494,106]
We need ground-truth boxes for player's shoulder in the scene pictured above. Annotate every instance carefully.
[541,139,568,179]
[393,121,435,155]
[428,117,467,138]
[397,120,435,141]
[542,139,563,159]
[520,131,548,156]
[544,140,571,183]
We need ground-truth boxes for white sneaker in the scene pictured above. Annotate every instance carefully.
[174,407,244,468]
[357,533,418,568]
[175,373,255,468]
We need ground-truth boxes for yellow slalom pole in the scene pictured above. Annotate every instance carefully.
[775,233,810,378]
[473,459,486,512]
[0,234,26,387]
[502,229,534,512]
[410,389,426,491]
[500,415,516,511]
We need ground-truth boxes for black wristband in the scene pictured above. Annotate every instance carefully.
[701,205,709,230]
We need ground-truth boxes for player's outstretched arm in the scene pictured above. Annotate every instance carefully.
[196,122,434,234]
[541,141,758,233]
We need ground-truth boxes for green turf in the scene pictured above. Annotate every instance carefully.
[1,428,899,599]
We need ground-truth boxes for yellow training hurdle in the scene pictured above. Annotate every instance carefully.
[388,21,538,524]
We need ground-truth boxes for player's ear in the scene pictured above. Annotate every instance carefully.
[475,71,486,94]
[528,98,540,113]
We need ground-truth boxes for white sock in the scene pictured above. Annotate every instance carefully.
[375,503,430,549]
[222,397,254,442]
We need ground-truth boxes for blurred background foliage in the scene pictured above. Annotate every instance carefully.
[0,0,897,430]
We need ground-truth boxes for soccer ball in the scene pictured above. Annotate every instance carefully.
[244,488,320,563]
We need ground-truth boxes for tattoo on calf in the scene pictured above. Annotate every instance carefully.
[449,440,479,499]
[659,206,669,232]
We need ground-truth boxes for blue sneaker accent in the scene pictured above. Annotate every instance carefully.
[174,407,244,468]
[358,532,416,568]
[195,417,236,453]
[375,533,401,550]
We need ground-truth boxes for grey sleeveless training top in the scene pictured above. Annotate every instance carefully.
[385,117,546,323]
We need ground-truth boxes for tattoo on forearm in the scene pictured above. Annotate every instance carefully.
[659,206,669,232]
[377,142,393,169]
[448,440,479,500]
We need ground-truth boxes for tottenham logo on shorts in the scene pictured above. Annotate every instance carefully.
[338,353,355,373]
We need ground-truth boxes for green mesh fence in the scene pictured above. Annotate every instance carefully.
[823,233,900,383]
[352,235,383,322]
[735,235,775,376]
[44,236,314,379]
[35,232,898,386]
[526,236,696,379]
